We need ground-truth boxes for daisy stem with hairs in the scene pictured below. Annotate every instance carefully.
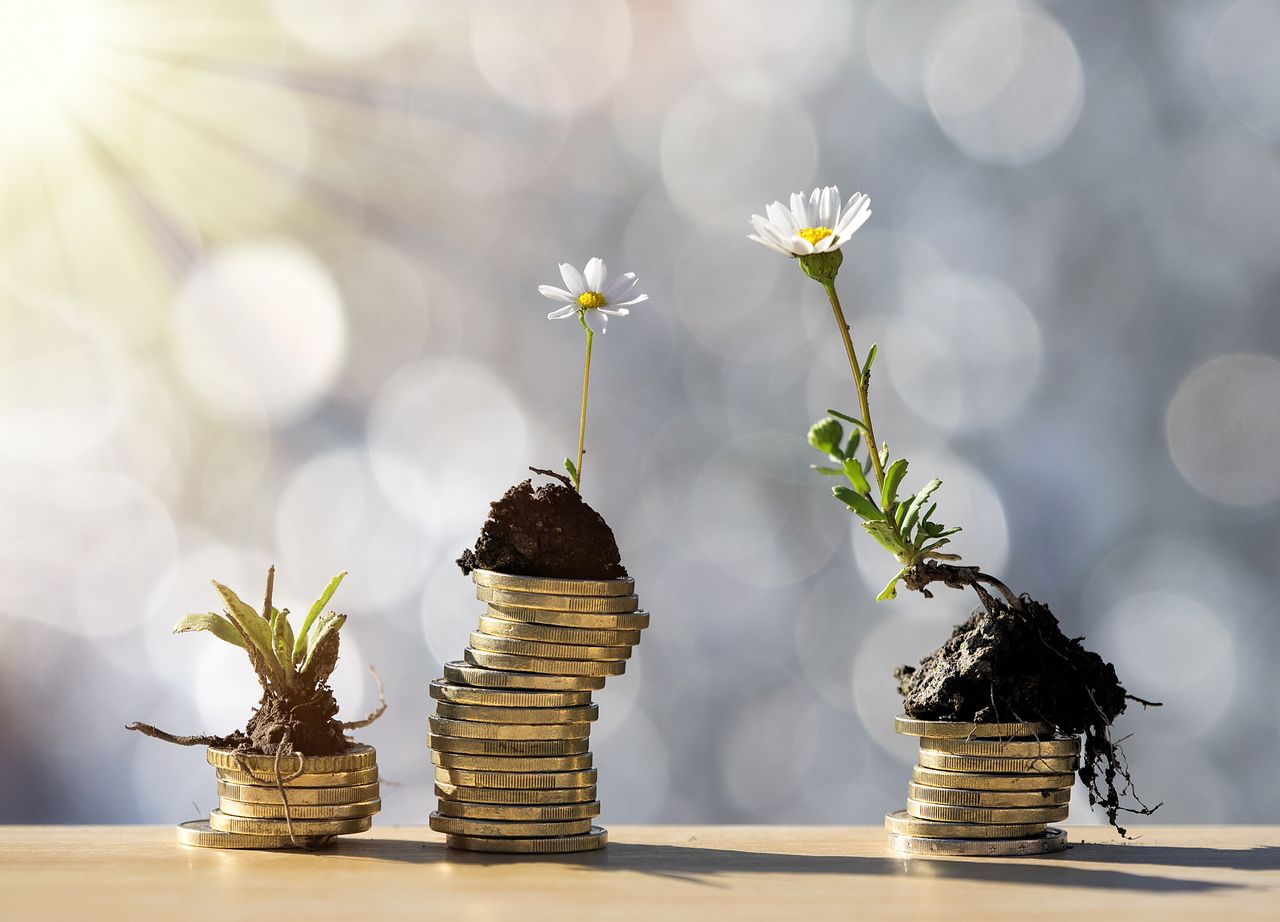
[574,312,594,492]
[822,280,885,489]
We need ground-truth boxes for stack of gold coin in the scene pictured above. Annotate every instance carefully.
[176,744,380,849]
[885,717,1077,857]
[428,568,648,853]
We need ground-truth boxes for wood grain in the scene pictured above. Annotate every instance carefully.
[2,826,1277,921]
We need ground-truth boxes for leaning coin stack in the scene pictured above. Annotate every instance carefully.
[176,744,380,849]
[429,568,648,853]
[886,717,1078,857]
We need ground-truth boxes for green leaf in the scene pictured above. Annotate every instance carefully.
[808,418,845,457]
[842,457,871,495]
[833,485,883,521]
[825,409,872,437]
[293,572,347,663]
[878,441,890,470]
[862,343,878,387]
[844,427,862,459]
[272,608,295,676]
[810,465,845,476]
[881,459,908,510]
[301,612,347,675]
[863,520,904,555]
[564,457,579,483]
[877,567,906,602]
[173,612,246,649]
[901,479,943,538]
[213,581,275,660]
[895,501,909,527]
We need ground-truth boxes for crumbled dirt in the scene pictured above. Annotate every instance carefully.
[895,590,1160,834]
[457,469,627,580]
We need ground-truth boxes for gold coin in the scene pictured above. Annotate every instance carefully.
[920,736,1080,758]
[175,819,330,850]
[884,810,1047,839]
[206,743,376,774]
[214,765,379,788]
[445,826,608,853]
[469,632,631,662]
[429,734,589,756]
[888,828,1067,857]
[434,782,597,805]
[430,679,592,709]
[894,717,1053,739]
[435,800,601,822]
[907,798,1070,825]
[907,782,1070,809]
[476,616,642,648]
[487,602,650,631]
[429,811,594,838]
[208,809,372,837]
[913,765,1075,792]
[430,716,591,741]
[432,700,599,724]
[432,751,593,772]
[444,660,606,691]
[434,766,597,790]
[465,648,626,678]
[217,797,381,820]
[918,751,1078,774]
[471,569,635,597]
[216,780,380,805]
[476,585,639,613]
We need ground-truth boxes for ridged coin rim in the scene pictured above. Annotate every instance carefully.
[917,751,1079,774]
[429,716,591,741]
[207,743,376,773]
[469,632,632,661]
[217,797,382,820]
[431,751,594,772]
[907,782,1071,808]
[486,603,650,630]
[208,809,372,837]
[435,800,601,822]
[465,648,626,677]
[884,809,1047,839]
[175,819,330,850]
[214,765,379,788]
[434,782,598,805]
[215,780,380,805]
[444,660,606,691]
[912,765,1075,792]
[434,766,597,789]
[907,798,1071,825]
[476,617,641,647]
[429,734,589,756]
[471,569,634,597]
[429,679,592,709]
[432,700,599,724]
[887,828,1067,857]
[444,826,608,853]
[476,586,639,613]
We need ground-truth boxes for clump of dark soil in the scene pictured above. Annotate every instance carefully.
[894,562,1160,834]
[457,468,627,581]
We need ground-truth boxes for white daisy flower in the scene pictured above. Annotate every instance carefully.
[747,186,872,257]
[538,257,649,334]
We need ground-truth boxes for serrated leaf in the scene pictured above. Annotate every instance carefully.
[301,612,346,675]
[882,458,908,510]
[173,612,246,648]
[294,572,347,663]
[213,581,275,661]
[272,608,295,676]
[862,520,904,555]
[834,485,884,521]
[842,457,871,495]
[877,566,906,602]
[901,479,943,538]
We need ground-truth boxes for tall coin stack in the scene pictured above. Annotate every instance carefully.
[886,717,1077,857]
[429,568,648,853]
[176,744,381,849]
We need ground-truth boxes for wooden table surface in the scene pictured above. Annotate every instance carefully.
[3,825,1277,921]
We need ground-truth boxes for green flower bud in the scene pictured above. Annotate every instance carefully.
[808,417,844,457]
[798,249,843,284]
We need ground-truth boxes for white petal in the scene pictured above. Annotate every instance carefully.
[835,193,870,233]
[747,233,793,256]
[791,235,816,255]
[584,309,607,334]
[599,307,630,316]
[765,201,798,234]
[559,262,586,295]
[547,305,578,320]
[603,272,637,300]
[836,199,872,238]
[790,191,810,228]
[538,284,576,303]
[818,186,837,228]
[584,257,605,292]
[612,292,648,307]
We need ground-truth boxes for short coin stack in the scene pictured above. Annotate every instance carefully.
[429,568,648,853]
[176,744,380,849]
[886,717,1077,857]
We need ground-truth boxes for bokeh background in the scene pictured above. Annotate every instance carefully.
[2,0,1278,827]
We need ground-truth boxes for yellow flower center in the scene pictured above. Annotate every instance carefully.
[577,290,607,309]
[798,226,834,245]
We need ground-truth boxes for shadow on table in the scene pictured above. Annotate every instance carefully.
[336,837,1239,894]
[1062,841,1280,873]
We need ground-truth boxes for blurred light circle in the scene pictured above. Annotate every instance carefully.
[661,84,817,226]
[171,241,347,426]
[368,358,529,537]
[1166,353,1280,506]
[683,0,853,99]
[691,432,846,586]
[852,451,1009,596]
[268,0,419,58]
[593,707,671,822]
[886,273,1043,431]
[1206,0,1280,142]
[469,0,631,118]
[925,5,1083,165]
[274,449,431,612]
[720,684,822,816]
[1100,592,1234,742]
[194,640,261,732]
[420,559,478,668]
[866,0,976,108]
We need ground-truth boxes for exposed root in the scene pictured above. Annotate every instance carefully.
[124,722,229,747]
[341,666,387,731]
[528,466,573,489]
[902,560,1021,610]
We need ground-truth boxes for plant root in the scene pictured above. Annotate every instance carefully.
[341,666,387,731]
[124,722,231,748]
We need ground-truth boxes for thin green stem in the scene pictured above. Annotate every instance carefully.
[822,281,886,490]
[574,321,594,493]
